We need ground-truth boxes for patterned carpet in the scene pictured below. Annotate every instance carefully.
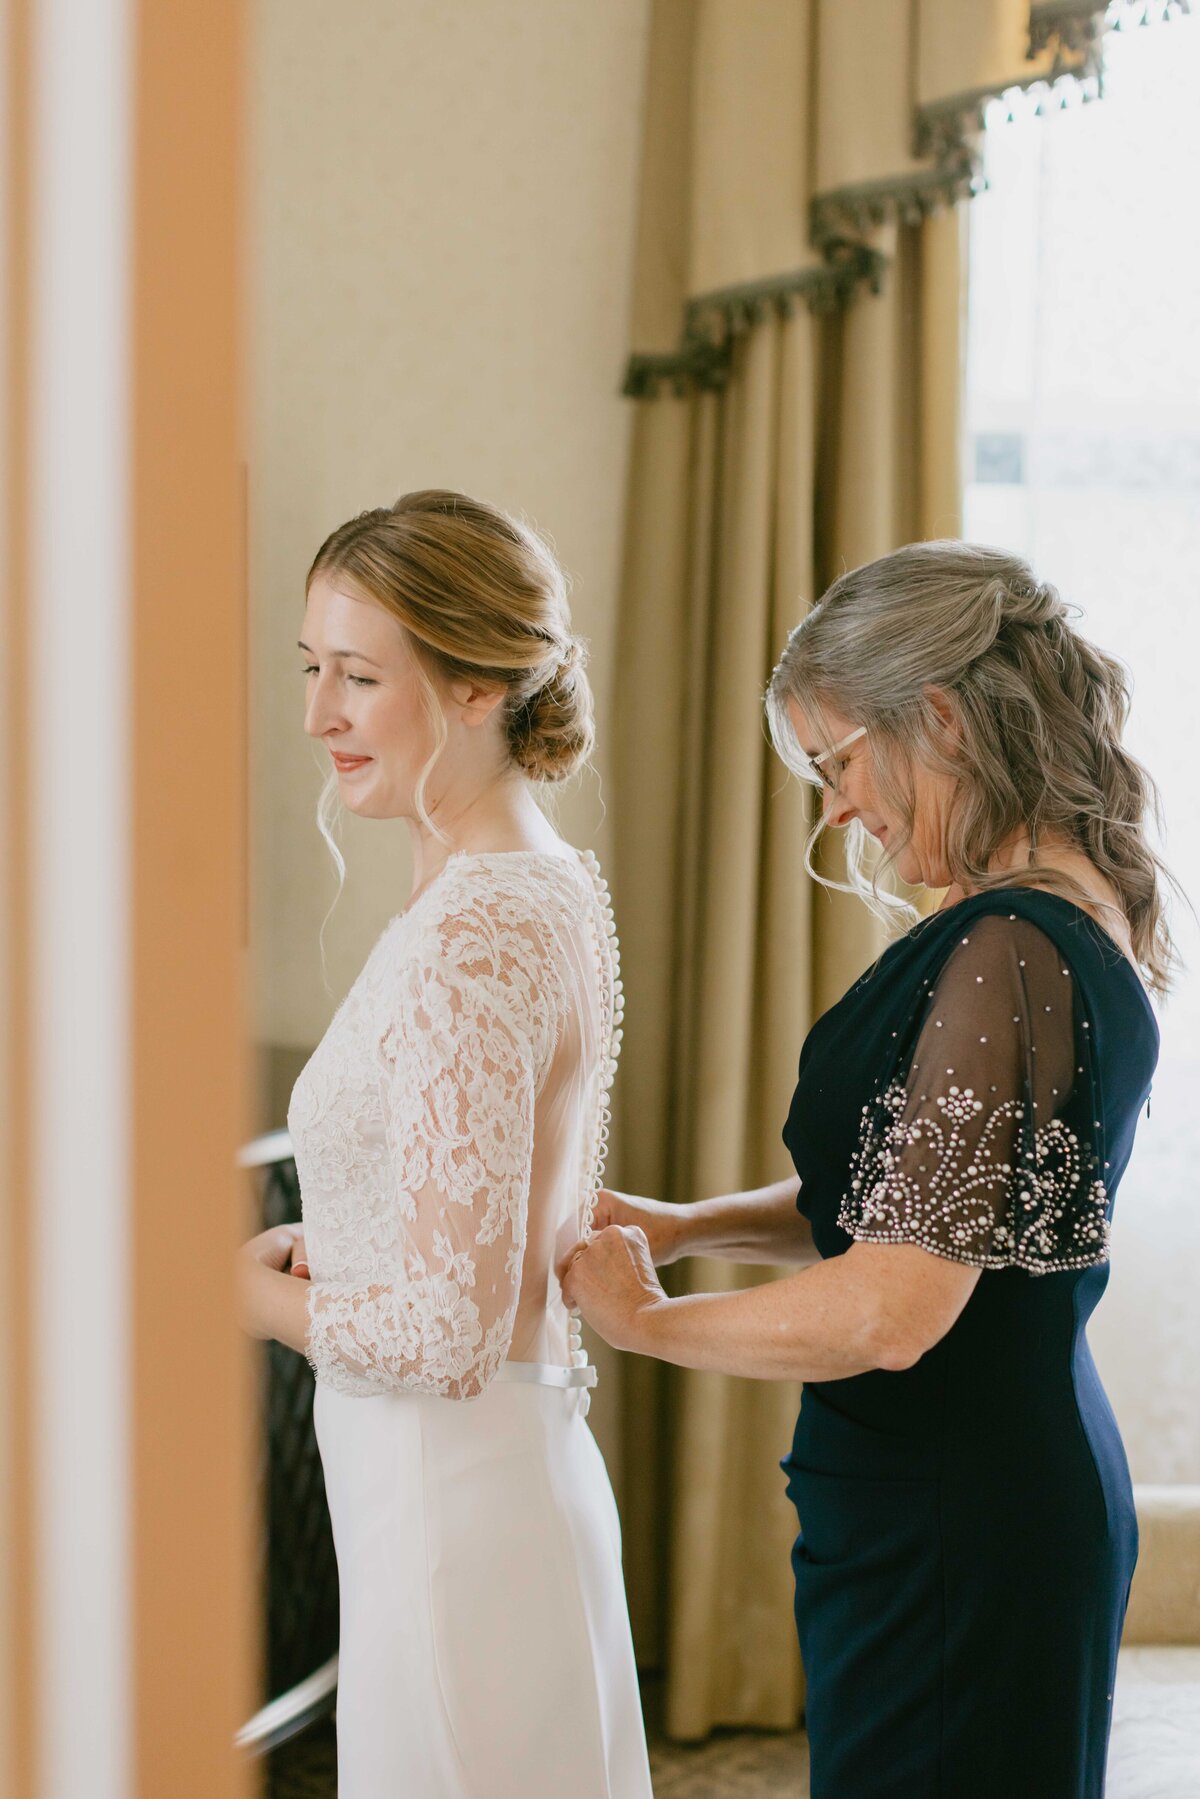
[260,1652,1200,1795]
[263,1707,811,1796]
[648,1727,810,1796]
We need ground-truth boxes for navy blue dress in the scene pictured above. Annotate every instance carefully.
[781,889,1158,1798]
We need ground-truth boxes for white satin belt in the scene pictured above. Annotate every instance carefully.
[493,1360,598,1390]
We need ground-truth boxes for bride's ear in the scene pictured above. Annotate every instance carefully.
[447,678,506,729]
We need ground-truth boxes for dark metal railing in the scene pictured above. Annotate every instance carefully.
[236,1132,339,1757]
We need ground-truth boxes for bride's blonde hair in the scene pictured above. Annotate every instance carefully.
[305,489,593,966]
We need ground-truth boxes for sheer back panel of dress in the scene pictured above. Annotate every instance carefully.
[289,851,620,1399]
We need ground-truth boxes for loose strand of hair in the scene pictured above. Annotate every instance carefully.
[315,763,347,993]
[410,654,453,845]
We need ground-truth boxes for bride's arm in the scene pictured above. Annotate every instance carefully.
[238,893,558,1398]
[596,1175,814,1266]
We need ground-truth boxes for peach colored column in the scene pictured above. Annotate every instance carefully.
[130,1,256,1794]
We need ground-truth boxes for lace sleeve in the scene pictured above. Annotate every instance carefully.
[304,897,563,1400]
[838,913,1110,1273]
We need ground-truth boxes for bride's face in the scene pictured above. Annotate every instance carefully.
[300,574,448,821]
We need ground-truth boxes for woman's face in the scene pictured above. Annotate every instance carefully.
[300,574,449,821]
[786,696,957,890]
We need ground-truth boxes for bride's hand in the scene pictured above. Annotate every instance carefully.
[288,1228,310,1279]
[234,1223,305,1337]
[591,1188,691,1267]
[238,1223,303,1273]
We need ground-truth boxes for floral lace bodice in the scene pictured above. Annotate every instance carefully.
[287,849,621,1400]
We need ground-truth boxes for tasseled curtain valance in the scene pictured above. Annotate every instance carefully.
[625,0,1191,398]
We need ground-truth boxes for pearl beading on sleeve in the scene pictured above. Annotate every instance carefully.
[837,911,1112,1275]
[840,1078,1110,1271]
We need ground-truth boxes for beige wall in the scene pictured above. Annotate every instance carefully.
[248,0,652,1091]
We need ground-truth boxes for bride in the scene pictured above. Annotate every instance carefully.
[235,489,652,1797]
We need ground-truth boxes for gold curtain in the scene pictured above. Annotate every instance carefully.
[608,0,1108,1740]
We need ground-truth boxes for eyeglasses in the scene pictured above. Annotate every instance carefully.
[794,724,867,792]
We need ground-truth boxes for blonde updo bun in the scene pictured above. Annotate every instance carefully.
[506,636,595,783]
[307,488,594,787]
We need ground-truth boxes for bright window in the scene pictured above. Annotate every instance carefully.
[965,15,1200,1482]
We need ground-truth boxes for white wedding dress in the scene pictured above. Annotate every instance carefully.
[287,846,652,1798]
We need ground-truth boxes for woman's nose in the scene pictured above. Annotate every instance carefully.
[303,677,347,739]
[823,787,856,829]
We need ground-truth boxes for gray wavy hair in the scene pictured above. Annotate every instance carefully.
[765,540,1180,997]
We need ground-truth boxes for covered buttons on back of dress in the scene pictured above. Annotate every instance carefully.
[571,848,625,1418]
[577,848,623,1245]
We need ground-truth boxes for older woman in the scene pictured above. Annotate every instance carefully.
[560,542,1171,1798]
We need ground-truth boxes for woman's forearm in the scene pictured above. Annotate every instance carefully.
[680,1175,815,1265]
[629,1253,893,1382]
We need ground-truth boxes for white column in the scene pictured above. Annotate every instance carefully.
[31,0,132,1791]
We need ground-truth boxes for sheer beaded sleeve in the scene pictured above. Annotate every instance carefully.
[303,894,565,1401]
[838,913,1111,1272]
